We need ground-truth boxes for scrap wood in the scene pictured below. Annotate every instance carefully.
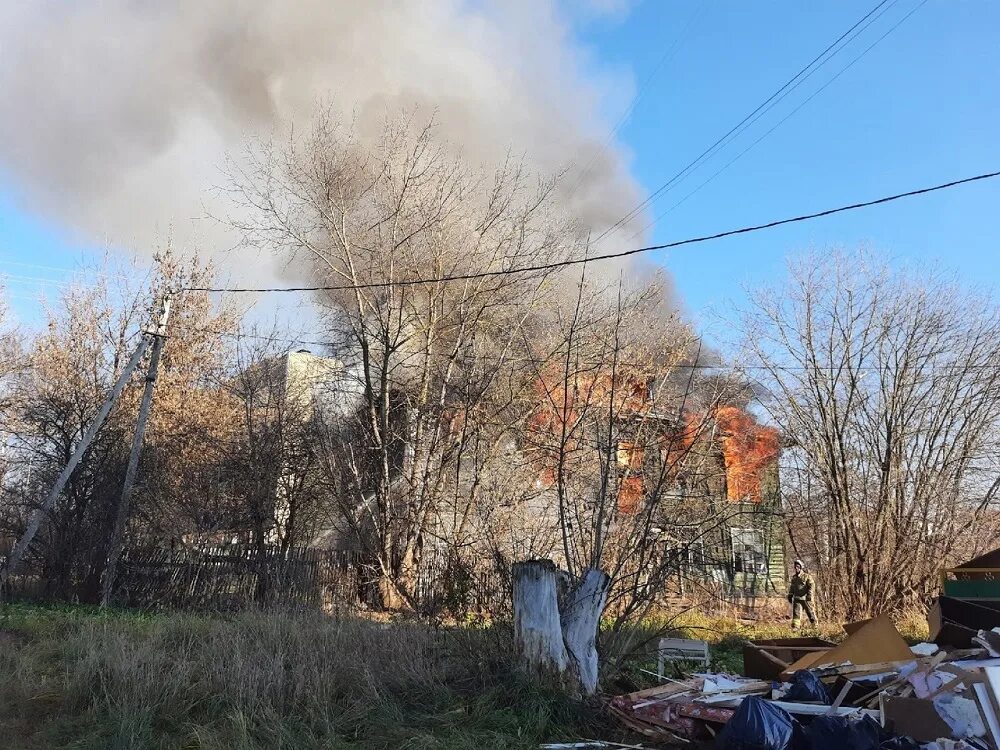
[609,695,702,737]
[634,691,691,708]
[607,706,686,742]
[941,664,989,682]
[676,703,735,724]
[808,658,919,679]
[725,679,772,694]
[979,667,1000,749]
[745,643,791,670]
[694,678,772,696]
[972,683,1000,750]
[540,743,616,749]
[579,740,649,750]
[617,679,700,702]
[856,653,960,707]
[857,675,910,708]
[609,688,732,741]
[926,675,978,701]
[783,615,914,678]
[829,680,854,711]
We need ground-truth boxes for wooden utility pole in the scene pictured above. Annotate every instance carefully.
[0,331,154,590]
[101,296,171,607]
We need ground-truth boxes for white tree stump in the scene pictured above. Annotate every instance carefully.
[513,559,570,676]
[561,567,610,696]
[512,559,610,696]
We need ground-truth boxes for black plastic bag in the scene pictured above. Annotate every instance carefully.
[879,736,922,750]
[717,696,798,750]
[806,715,880,750]
[784,670,830,704]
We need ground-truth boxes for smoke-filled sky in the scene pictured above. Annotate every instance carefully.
[0,0,648,290]
[2,1,998,334]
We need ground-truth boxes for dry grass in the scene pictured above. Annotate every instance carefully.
[0,604,602,750]
[0,601,933,748]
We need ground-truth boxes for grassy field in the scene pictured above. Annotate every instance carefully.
[0,604,612,750]
[0,604,929,749]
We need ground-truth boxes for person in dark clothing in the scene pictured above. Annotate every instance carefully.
[787,559,817,629]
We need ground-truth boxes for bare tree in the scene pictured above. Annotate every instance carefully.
[0,253,237,603]
[739,251,1000,617]
[521,270,766,672]
[225,109,581,608]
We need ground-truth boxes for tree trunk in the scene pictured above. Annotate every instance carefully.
[513,559,570,677]
[561,567,610,696]
[512,559,609,696]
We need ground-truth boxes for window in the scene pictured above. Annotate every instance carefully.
[678,540,706,573]
[617,441,644,469]
[731,528,768,575]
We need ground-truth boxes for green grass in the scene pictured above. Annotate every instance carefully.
[0,603,932,748]
[0,604,612,750]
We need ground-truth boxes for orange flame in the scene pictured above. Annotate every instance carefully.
[714,406,780,502]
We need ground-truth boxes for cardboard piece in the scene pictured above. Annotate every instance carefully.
[844,618,874,636]
[881,696,954,742]
[782,614,913,678]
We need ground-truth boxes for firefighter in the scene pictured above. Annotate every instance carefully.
[787,559,817,629]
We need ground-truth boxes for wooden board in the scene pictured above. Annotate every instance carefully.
[881,696,953,742]
[782,614,913,678]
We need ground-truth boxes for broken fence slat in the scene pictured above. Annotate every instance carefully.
[829,681,854,712]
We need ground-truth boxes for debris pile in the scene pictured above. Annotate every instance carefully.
[611,614,1000,749]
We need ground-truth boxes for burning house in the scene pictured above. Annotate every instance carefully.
[524,366,786,600]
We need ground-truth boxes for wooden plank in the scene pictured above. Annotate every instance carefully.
[829,681,854,712]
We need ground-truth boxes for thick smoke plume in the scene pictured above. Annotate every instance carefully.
[0,0,656,288]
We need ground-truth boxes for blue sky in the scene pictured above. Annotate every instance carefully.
[576,0,1000,329]
[1,1,998,336]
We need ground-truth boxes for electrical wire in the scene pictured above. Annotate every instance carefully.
[160,321,1000,376]
[631,0,930,238]
[592,0,896,244]
[181,169,1000,294]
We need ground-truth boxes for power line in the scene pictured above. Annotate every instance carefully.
[592,0,896,243]
[0,257,136,283]
[183,169,1000,294]
[162,320,335,349]
[161,320,1000,376]
[631,0,929,237]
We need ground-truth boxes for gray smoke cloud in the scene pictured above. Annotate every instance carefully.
[0,0,654,288]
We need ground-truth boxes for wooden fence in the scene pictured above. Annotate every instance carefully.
[113,543,363,610]
[0,540,364,611]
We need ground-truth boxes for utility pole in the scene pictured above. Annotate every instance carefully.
[101,296,171,607]
[0,332,154,590]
